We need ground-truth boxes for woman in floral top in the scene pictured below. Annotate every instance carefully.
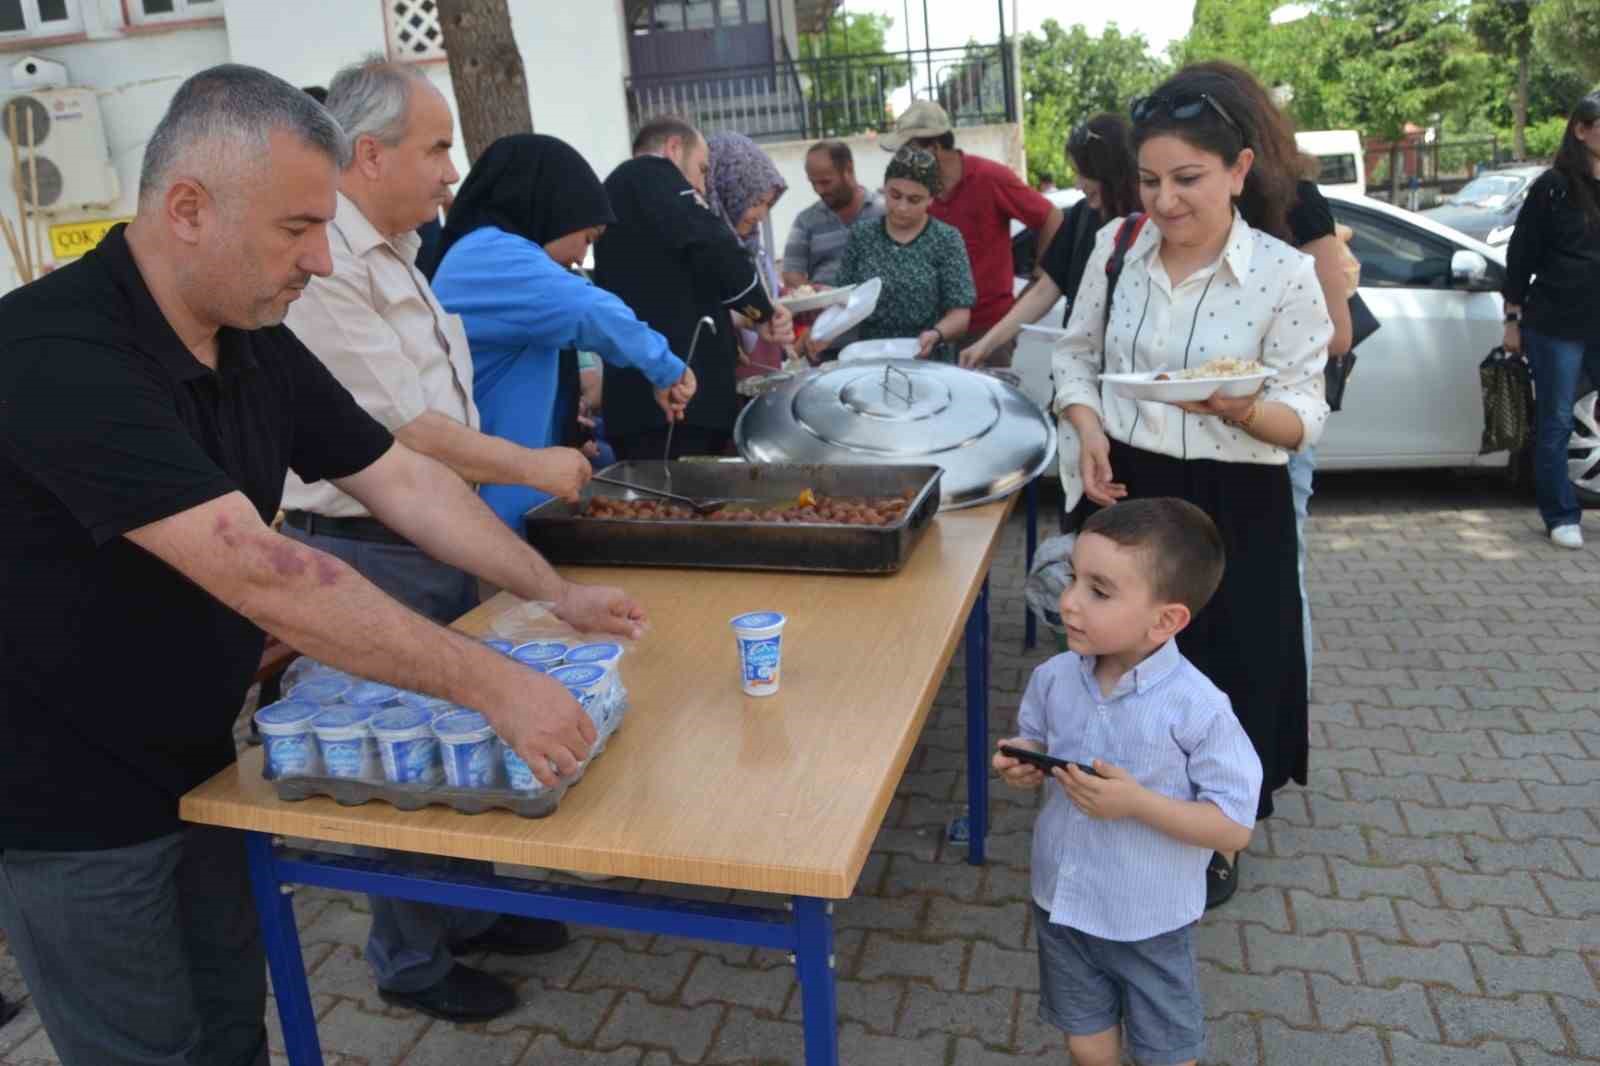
[824,147,976,356]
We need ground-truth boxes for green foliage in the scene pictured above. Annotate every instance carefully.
[1534,0,1600,83]
[1519,114,1570,157]
[798,11,913,136]
[1019,19,1169,185]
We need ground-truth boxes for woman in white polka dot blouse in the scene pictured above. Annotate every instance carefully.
[1052,66,1333,908]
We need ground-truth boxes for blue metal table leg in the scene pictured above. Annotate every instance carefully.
[965,577,991,866]
[793,898,839,1066]
[245,832,324,1066]
[1024,478,1039,650]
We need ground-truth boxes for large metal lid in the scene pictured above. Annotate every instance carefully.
[734,359,1055,510]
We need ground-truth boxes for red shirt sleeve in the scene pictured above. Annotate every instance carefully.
[987,161,1054,231]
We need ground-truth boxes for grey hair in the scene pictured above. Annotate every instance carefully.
[139,64,349,204]
[325,54,434,149]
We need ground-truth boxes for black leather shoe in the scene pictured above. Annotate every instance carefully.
[451,916,570,957]
[1205,851,1239,910]
[377,964,517,1023]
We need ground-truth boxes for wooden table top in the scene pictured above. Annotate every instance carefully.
[181,499,1013,899]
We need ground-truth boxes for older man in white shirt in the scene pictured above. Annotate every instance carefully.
[280,57,584,1024]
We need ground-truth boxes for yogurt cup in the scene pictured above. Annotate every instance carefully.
[499,739,549,794]
[548,663,611,735]
[730,611,786,697]
[431,710,503,789]
[510,640,569,671]
[482,638,517,655]
[343,680,402,708]
[286,675,352,705]
[311,706,380,780]
[370,707,444,786]
[281,657,342,693]
[564,642,627,724]
[253,699,324,779]
[396,691,455,718]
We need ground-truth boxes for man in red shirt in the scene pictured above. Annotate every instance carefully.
[882,101,1062,367]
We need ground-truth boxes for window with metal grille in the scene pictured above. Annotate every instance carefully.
[386,0,446,62]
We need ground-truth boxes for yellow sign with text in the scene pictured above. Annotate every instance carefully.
[48,218,132,261]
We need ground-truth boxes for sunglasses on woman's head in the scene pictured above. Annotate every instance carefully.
[1068,124,1103,149]
[893,147,937,168]
[1130,92,1244,140]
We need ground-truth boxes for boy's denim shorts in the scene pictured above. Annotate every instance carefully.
[1034,904,1204,1065]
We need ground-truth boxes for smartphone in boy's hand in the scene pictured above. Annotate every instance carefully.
[998,743,1100,778]
[993,738,1047,788]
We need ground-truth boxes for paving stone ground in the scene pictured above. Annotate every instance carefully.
[3,471,1598,1065]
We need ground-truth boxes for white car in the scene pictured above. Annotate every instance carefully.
[1010,191,1600,504]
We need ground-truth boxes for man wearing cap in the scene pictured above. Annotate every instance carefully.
[881,100,1062,368]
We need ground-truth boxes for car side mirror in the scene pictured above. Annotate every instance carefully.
[1451,250,1491,288]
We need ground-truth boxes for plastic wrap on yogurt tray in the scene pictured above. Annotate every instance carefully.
[260,604,636,817]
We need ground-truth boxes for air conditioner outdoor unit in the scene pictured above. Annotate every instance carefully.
[3,87,120,213]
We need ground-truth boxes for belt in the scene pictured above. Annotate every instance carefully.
[281,510,411,547]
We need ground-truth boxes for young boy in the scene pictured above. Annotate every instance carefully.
[994,498,1262,1066]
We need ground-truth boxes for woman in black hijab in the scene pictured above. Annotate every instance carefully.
[428,134,696,533]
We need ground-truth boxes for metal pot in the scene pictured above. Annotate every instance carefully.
[734,358,1056,510]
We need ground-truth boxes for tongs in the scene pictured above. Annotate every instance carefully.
[592,475,732,515]
[663,315,717,484]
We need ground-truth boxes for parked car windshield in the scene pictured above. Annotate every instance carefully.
[1448,173,1527,208]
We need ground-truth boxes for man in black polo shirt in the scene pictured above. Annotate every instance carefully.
[0,65,644,1066]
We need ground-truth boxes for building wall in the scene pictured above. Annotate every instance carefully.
[0,0,636,294]
[0,0,230,291]
[762,122,1024,268]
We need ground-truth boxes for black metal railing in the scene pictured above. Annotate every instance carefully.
[624,43,1015,144]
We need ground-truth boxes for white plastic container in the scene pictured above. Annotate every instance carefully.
[431,709,503,789]
[396,691,454,719]
[310,705,380,780]
[253,699,324,779]
[730,611,786,696]
[286,675,351,705]
[562,643,626,726]
[343,680,402,708]
[510,640,569,672]
[370,707,444,786]
[548,663,611,736]
[499,739,548,794]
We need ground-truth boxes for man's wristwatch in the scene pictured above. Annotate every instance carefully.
[1504,312,1521,323]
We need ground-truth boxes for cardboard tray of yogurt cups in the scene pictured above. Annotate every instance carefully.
[257,638,630,818]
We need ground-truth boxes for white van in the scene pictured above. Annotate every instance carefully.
[1296,129,1366,198]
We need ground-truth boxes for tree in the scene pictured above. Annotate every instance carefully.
[1533,0,1600,84]
[1019,20,1169,185]
[1468,0,1535,158]
[436,0,534,162]
[797,12,913,136]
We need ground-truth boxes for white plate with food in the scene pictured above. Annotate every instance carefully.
[778,284,857,314]
[1101,359,1277,402]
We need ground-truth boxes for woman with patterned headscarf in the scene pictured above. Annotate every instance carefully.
[815,146,976,358]
[705,132,790,374]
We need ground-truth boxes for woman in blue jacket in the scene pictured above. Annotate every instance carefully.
[428,134,696,532]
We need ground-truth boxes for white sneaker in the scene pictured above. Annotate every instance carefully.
[1551,524,1584,549]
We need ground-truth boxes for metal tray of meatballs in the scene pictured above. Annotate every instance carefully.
[522,461,943,574]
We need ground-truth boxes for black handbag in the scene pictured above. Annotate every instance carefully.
[1324,292,1379,412]
[1479,346,1534,454]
